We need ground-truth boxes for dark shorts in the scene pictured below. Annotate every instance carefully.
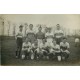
[55,38,62,44]
[61,52,69,58]
[55,52,61,56]
[16,37,23,49]
[43,50,48,56]
[22,50,30,56]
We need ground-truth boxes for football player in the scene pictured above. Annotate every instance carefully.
[54,24,64,44]
[21,39,32,60]
[26,24,36,44]
[15,25,23,58]
[60,37,70,61]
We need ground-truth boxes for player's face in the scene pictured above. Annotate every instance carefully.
[53,40,56,45]
[48,29,51,33]
[19,27,23,31]
[29,25,33,30]
[45,27,48,33]
[38,27,42,32]
[63,39,66,43]
[57,25,60,30]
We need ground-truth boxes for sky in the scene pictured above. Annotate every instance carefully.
[0,14,80,36]
[4,14,80,29]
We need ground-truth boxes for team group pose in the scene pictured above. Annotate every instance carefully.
[15,24,70,61]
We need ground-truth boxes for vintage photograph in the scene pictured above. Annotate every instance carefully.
[0,14,80,66]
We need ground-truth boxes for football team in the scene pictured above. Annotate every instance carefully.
[15,24,70,61]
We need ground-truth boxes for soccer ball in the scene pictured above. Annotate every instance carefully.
[57,56,61,61]
[31,54,34,60]
[21,54,25,59]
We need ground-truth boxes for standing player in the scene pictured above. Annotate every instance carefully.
[60,37,70,61]
[26,24,36,44]
[54,24,64,44]
[15,25,23,58]
[36,25,45,48]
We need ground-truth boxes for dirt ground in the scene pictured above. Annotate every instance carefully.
[1,36,80,66]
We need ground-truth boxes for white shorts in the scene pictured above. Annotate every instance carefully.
[46,38,53,43]
[37,39,43,47]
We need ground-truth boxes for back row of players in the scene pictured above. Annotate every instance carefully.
[15,24,70,61]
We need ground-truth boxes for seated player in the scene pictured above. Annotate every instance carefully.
[31,40,38,60]
[49,39,61,61]
[45,28,54,46]
[15,25,23,58]
[44,40,52,59]
[21,39,32,60]
[54,24,64,44]
[31,40,38,59]
[40,39,48,60]
[36,25,45,48]
[60,37,70,61]
[34,39,47,60]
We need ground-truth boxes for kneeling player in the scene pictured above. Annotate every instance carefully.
[34,39,48,60]
[49,40,61,61]
[21,40,32,60]
[31,41,38,60]
[60,37,70,61]
[41,40,49,60]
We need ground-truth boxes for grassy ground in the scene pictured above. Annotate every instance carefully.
[0,37,1,65]
[1,36,80,66]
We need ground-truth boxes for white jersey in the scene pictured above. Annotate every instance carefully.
[45,42,53,48]
[51,44,60,50]
[60,42,70,49]
[26,29,35,34]
[26,29,35,39]
[60,42,70,54]
[22,42,27,50]
[22,42,32,51]
[49,44,60,53]
[54,30,63,38]
[16,31,23,38]
[45,32,54,43]
[38,42,45,49]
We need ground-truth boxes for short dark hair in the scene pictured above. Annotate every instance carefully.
[29,24,33,27]
[56,24,60,25]
[39,25,42,29]
[19,25,23,28]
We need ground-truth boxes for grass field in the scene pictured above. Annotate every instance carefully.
[1,36,80,66]
[0,37,1,65]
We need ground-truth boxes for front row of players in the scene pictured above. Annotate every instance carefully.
[20,37,70,61]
